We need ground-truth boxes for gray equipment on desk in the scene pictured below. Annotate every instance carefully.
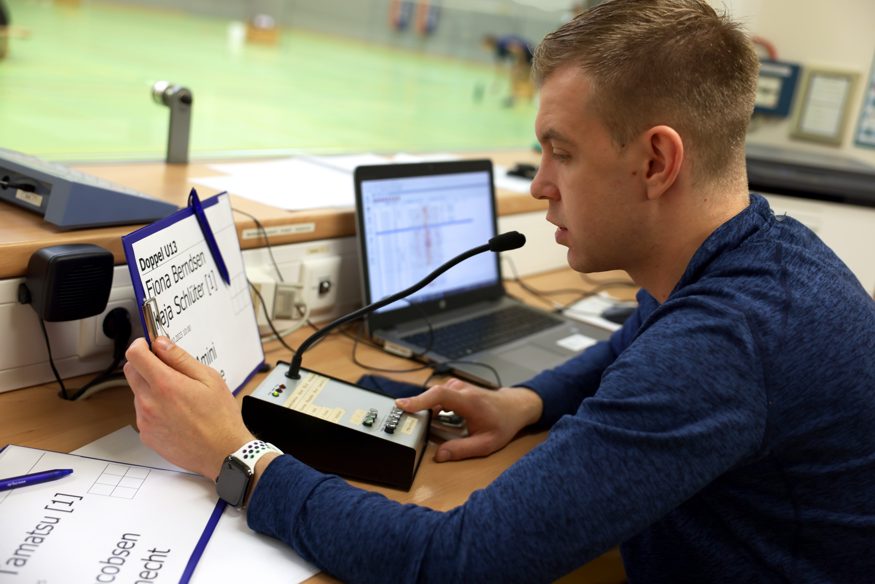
[0,148,178,230]
[746,143,875,208]
[152,80,192,164]
[243,367,431,490]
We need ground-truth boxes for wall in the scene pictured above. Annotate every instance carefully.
[720,0,875,165]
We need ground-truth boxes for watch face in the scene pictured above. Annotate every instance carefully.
[216,456,253,507]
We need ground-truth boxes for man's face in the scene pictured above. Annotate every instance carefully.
[532,67,648,274]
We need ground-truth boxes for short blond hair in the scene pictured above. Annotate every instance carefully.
[533,0,759,182]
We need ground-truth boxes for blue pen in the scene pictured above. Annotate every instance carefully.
[0,468,74,491]
[188,188,231,286]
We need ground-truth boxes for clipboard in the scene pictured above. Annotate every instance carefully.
[122,190,264,395]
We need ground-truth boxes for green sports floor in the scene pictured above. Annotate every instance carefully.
[1,1,538,162]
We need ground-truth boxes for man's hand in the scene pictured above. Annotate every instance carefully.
[395,378,543,462]
[124,337,254,480]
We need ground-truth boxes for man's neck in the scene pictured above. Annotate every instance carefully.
[629,189,749,303]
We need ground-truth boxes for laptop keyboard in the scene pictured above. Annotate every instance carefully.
[401,305,561,360]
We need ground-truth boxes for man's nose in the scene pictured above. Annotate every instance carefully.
[530,167,556,200]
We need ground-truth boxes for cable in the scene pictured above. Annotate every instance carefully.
[235,207,319,352]
[261,302,311,343]
[293,295,436,374]
[391,299,436,359]
[233,207,284,282]
[556,281,640,311]
[501,256,637,311]
[248,279,296,354]
[575,271,637,290]
[0,178,36,192]
[503,256,634,302]
[421,371,443,389]
[421,359,503,388]
[344,297,439,371]
[345,322,433,374]
[501,257,579,309]
[38,319,70,397]
[338,309,501,385]
[73,374,130,400]
[38,319,126,401]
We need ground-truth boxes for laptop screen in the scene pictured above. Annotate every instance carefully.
[355,160,500,317]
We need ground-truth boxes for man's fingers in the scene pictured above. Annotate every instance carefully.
[434,433,499,462]
[152,337,215,383]
[125,337,214,388]
[124,338,167,387]
[123,360,147,395]
[396,379,466,413]
[395,387,442,413]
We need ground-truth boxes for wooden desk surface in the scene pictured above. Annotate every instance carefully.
[0,268,631,583]
[0,150,543,279]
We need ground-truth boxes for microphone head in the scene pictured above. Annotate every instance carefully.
[488,231,526,252]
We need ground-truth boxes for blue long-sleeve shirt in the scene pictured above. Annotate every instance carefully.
[248,194,875,583]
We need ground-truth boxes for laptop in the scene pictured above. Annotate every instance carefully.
[353,159,610,387]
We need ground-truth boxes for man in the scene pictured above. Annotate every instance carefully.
[125,1,875,581]
[481,33,536,106]
[0,1,10,59]
[0,1,29,60]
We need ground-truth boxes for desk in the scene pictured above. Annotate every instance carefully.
[0,267,631,583]
[0,150,543,279]
[0,151,628,582]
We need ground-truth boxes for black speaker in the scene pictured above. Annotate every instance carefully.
[19,244,114,322]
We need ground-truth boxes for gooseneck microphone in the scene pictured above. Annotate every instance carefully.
[285,231,526,379]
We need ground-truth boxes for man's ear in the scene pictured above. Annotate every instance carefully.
[641,125,684,201]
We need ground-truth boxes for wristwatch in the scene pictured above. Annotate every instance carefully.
[215,439,282,508]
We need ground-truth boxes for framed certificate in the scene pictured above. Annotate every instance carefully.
[855,53,875,149]
[791,68,859,145]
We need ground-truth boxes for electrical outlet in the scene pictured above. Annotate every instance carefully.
[247,269,276,329]
[300,256,341,312]
[272,282,305,320]
[76,265,140,358]
[77,297,141,358]
[246,265,308,339]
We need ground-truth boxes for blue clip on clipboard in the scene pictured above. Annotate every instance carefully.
[121,189,264,396]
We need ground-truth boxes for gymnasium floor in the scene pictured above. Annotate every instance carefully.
[0,1,538,162]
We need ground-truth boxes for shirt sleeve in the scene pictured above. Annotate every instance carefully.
[522,289,658,429]
[247,295,767,583]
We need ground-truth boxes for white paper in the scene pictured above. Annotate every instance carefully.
[125,194,264,393]
[73,427,319,584]
[391,152,460,164]
[191,153,533,209]
[192,160,352,210]
[73,427,185,473]
[556,333,598,352]
[191,154,389,211]
[563,293,626,332]
[493,164,535,194]
[0,444,219,582]
[303,153,390,172]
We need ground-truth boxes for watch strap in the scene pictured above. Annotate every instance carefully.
[230,439,282,473]
[216,439,283,508]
